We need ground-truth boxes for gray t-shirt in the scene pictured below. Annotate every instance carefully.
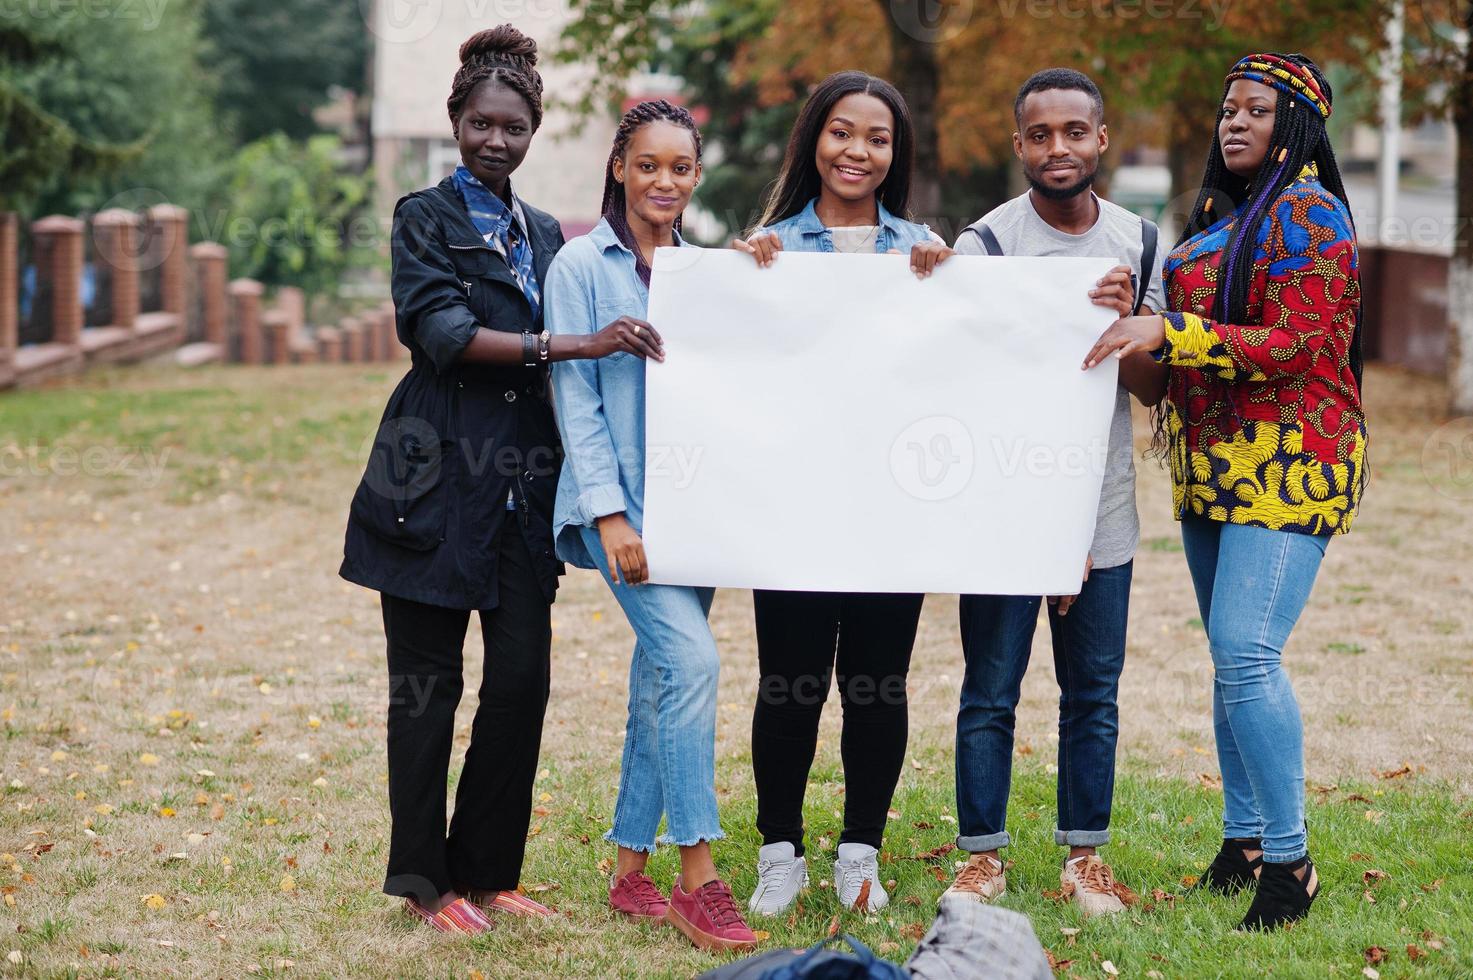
[954,192,1165,569]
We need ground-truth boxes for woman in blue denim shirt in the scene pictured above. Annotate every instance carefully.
[545,101,758,952]
[732,71,954,918]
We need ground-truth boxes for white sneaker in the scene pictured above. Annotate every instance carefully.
[748,842,809,916]
[834,842,889,913]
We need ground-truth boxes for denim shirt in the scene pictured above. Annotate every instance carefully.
[546,217,689,569]
[759,197,936,254]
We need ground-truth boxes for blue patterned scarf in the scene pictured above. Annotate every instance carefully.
[451,165,541,320]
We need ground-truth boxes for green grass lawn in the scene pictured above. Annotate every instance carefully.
[2,364,1468,978]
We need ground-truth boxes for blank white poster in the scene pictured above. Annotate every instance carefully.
[641,247,1120,595]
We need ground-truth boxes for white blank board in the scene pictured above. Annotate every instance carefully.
[642,247,1119,595]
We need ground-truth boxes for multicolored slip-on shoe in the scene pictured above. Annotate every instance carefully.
[466,889,555,918]
[404,897,494,934]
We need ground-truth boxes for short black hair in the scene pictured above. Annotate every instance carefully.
[1013,68,1104,126]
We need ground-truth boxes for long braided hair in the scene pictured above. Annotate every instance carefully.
[446,24,544,134]
[1178,52,1360,386]
[1148,53,1362,461]
[601,99,704,286]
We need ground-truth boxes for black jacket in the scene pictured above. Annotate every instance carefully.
[339,177,565,609]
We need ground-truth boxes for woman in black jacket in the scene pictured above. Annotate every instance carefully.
[339,24,661,933]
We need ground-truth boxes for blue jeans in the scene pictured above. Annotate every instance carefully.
[1181,514,1327,863]
[955,561,1132,852]
[580,526,724,852]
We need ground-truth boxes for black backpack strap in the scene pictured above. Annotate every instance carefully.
[962,222,1004,256]
[1136,217,1159,314]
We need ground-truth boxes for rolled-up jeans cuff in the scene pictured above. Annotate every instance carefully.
[1054,828,1111,847]
[956,831,1010,852]
[1262,845,1308,864]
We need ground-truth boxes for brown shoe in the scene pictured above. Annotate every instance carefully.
[941,852,1006,903]
[1061,855,1125,918]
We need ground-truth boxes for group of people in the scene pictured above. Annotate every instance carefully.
[339,24,1367,953]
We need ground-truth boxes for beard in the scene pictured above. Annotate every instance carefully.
[1025,160,1096,200]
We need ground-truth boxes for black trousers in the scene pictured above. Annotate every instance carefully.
[750,590,924,854]
[380,520,551,903]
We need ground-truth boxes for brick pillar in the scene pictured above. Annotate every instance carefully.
[189,242,228,345]
[340,316,365,362]
[380,309,397,359]
[277,286,305,336]
[92,209,141,330]
[0,213,16,370]
[230,279,264,364]
[147,204,189,316]
[383,301,406,358]
[31,216,85,347]
[263,310,290,365]
[317,326,342,362]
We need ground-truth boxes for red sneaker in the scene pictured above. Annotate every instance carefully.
[666,876,759,952]
[609,870,669,921]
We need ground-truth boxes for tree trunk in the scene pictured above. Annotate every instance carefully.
[1450,1,1473,416]
[1164,95,1217,240]
[879,1,942,225]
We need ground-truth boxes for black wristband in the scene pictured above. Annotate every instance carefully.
[521,331,536,367]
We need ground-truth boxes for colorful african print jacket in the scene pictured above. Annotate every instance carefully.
[1157,163,1367,536]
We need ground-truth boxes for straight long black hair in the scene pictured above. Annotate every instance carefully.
[753,71,916,232]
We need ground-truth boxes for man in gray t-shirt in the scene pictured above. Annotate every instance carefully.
[942,68,1168,920]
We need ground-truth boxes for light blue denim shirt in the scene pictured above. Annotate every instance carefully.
[546,217,688,570]
[759,197,936,253]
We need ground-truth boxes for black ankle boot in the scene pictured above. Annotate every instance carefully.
[1194,838,1263,894]
[1238,856,1319,931]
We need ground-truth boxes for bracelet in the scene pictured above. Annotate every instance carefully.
[521,331,537,368]
[537,330,551,362]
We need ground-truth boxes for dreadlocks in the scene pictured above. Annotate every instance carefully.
[601,99,703,286]
[1178,52,1361,387]
[447,24,544,134]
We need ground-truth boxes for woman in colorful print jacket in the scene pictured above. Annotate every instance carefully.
[1083,52,1365,933]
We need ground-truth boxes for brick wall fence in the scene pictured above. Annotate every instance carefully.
[1,208,402,391]
[0,211,1454,391]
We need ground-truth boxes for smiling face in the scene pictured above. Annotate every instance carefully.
[1014,88,1105,201]
[612,120,701,231]
[813,92,895,207]
[454,79,535,195]
[1218,78,1278,178]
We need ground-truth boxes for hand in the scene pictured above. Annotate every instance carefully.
[910,241,954,279]
[732,231,782,268]
[1049,555,1093,616]
[1083,315,1166,370]
[597,513,648,585]
[1089,264,1135,318]
[586,316,664,362]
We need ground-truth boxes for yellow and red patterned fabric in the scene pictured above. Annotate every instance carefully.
[1157,164,1366,535]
